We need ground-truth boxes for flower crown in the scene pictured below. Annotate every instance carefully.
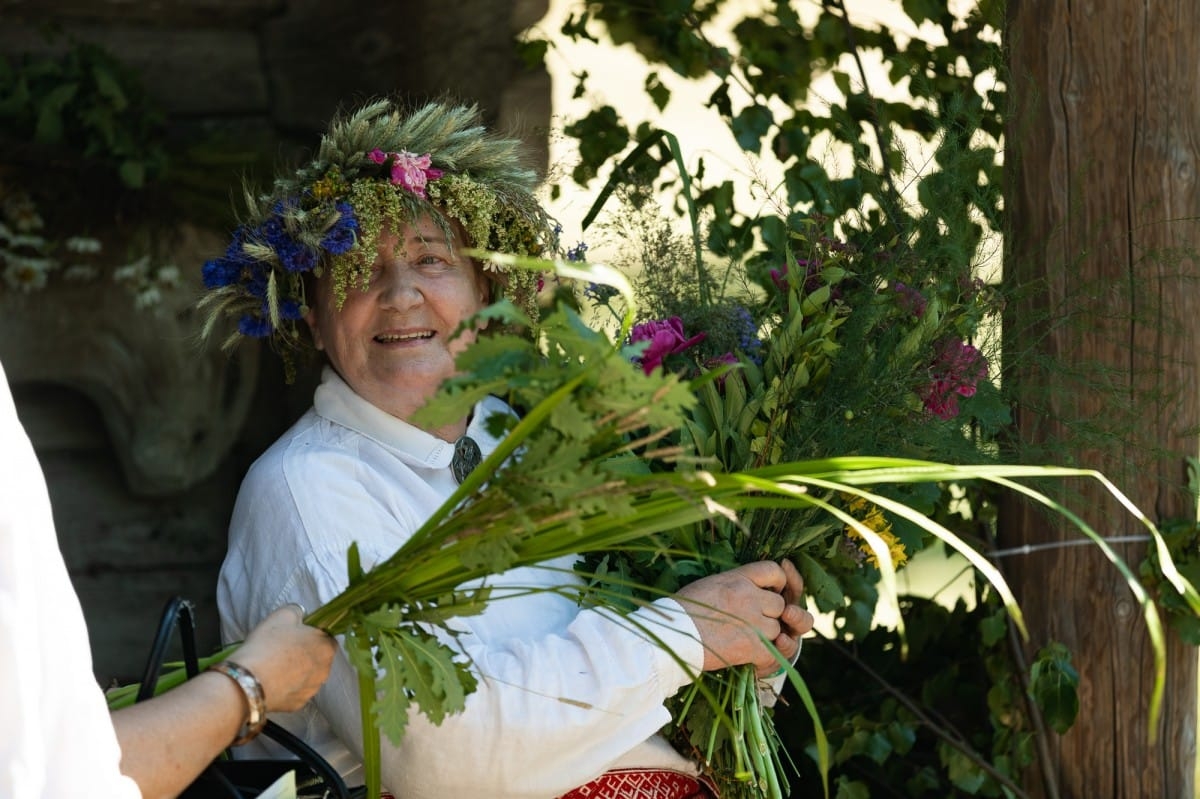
[199,99,558,365]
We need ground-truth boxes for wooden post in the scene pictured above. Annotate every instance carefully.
[1003,1,1200,795]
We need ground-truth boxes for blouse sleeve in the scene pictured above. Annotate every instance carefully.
[222,437,705,798]
[316,595,704,798]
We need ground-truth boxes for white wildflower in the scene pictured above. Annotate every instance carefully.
[65,236,103,254]
[113,255,150,283]
[154,264,181,286]
[3,255,54,292]
[7,233,48,252]
[135,286,162,309]
[3,195,43,233]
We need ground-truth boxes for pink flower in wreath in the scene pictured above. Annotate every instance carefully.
[920,338,988,419]
[368,148,444,198]
[630,316,706,375]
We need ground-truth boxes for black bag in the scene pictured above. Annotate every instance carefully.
[135,596,357,799]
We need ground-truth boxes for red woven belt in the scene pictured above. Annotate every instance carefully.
[558,768,717,799]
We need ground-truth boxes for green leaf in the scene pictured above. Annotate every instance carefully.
[886,720,917,755]
[372,623,477,745]
[731,103,772,151]
[979,608,1007,647]
[34,80,78,142]
[1029,643,1080,733]
[644,72,671,111]
[118,159,146,188]
[902,0,944,25]
[940,742,987,793]
[863,730,893,764]
[516,38,549,70]
[833,776,870,799]
[564,105,631,185]
[90,61,128,109]
[796,551,845,611]
[347,542,365,584]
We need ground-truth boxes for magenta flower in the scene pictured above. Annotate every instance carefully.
[892,282,927,317]
[920,339,988,419]
[769,265,788,293]
[629,316,706,375]
[368,149,444,199]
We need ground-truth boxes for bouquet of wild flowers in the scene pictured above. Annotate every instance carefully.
[568,206,1020,797]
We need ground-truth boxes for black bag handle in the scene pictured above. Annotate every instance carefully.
[135,596,352,799]
[136,596,200,701]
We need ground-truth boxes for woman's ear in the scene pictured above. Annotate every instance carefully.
[304,304,324,351]
[477,272,494,306]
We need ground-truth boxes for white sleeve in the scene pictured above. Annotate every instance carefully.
[221,437,705,798]
[0,363,141,799]
[314,597,704,798]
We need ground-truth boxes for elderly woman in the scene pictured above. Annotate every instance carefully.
[202,100,812,799]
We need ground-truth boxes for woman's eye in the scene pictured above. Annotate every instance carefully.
[417,253,453,267]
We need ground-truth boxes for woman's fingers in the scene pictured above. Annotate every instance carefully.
[780,559,804,605]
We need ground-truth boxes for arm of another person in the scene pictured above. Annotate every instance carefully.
[110,605,335,799]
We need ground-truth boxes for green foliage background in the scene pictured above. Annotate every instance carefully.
[524,2,1071,796]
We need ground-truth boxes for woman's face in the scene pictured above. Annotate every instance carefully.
[305,215,490,431]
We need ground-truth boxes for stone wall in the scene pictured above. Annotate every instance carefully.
[0,0,550,684]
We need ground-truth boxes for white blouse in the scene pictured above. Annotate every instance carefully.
[218,367,707,798]
[0,361,141,799]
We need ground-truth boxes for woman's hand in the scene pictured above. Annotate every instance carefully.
[675,559,813,676]
[235,604,336,713]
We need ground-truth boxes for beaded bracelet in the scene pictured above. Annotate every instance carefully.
[208,660,267,745]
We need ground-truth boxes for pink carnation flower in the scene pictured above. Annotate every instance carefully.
[368,148,444,199]
[629,316,706,375]
[920,339,988,419]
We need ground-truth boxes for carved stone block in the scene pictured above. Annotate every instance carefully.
[0,223,260,496]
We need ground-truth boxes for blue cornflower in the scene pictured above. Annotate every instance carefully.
[320,202,359,255]
[201,257,241,289]
[261,216,291,251]
[277,239,318,273]
[224,226,256,265]
[733,306,764,365]
[271,197,300,217]
[238,313,273,338]
[279,298,304,321]
[566,241,589,262]
[583,282,618,303]
[244,267,269,298]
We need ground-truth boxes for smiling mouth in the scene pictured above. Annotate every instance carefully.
[375,331,435,343]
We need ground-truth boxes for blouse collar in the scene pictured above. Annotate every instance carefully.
[312,366,507,469]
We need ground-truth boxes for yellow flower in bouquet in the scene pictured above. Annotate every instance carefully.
[843,495,908,570]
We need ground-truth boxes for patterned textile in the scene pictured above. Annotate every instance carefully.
[558,768,718,799]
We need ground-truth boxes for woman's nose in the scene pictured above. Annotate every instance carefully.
[376,264,423,309]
